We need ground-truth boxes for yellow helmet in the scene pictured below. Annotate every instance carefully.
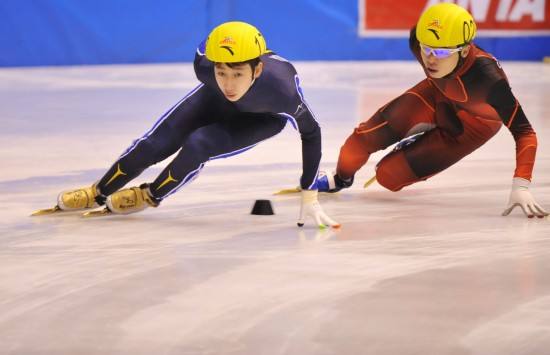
[416,3,476,48]
[205,21,267,63]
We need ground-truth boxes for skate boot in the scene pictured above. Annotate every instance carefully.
[57,184,102,210]
[84,184,159,217]
[391,132,424,153]
[31,184,103,216]
[274,171,354,195]
[317,171,353,193]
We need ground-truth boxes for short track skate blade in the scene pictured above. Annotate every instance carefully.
[82,208,112,218]
[273,187,302,195]
[363,176,377,189]
[31,205,62,216]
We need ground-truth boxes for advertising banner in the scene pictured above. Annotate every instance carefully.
[360,0,550,36]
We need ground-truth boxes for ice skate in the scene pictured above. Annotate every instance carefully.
[83,184,159,217]
[273,186,302,195]
[274,171,353,195]
[317,171,353,193]
[363,175,377,189]
[82,207,113,218]
[31,184,101,216]
[31,205,63,216]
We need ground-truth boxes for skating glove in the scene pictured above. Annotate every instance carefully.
[502,178,548,218]
[297,189,340,228]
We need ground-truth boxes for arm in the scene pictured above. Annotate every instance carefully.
[287,75,340,228]
[193,40,217,88]
[294,106,322,190]
[487,79,537,180]
[487,80,547,217]
[294,104,340,227]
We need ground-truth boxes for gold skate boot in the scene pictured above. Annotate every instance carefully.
[57,184,100,210]
[31,184,101,216]
[83,184,159,217]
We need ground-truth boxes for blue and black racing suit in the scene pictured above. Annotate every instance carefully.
[96,42,322,201]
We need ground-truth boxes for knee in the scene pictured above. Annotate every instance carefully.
[352,113,399,154]
[276,116,288,132]
[184,129,214,159]
[376,163,404,191]
[340,130,383,158]
[375,151,418,192]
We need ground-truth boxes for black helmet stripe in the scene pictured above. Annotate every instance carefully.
[255,35,262,55]
[220,46,234,55]
[463,20,474,43]
[428,29,440,40]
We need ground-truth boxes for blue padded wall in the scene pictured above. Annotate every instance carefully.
[1,0,548,66]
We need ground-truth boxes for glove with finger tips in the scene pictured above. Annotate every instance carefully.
[502,178,548,218]
[297,189,340,228]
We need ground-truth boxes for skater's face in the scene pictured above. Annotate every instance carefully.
[214,62,263,102]
[420,44,470,78]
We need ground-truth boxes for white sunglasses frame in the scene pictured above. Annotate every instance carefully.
[419,44,464,58]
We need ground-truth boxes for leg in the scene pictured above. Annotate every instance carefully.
[150,113,287,199]
[96,85,226,196]
[376,114,502,191]
[37,85,230,215]
[337,80,437,180]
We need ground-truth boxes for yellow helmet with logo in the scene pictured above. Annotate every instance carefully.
[205,21,267,63]
[416,3,476,48]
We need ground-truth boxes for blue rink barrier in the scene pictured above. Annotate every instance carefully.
[1,0,549,67]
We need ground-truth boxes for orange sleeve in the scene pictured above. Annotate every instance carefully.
[487,79,537,180]
[509,108,537,180]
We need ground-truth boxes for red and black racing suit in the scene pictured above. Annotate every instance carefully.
[336,28,537,191]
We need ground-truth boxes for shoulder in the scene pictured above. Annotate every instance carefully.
[259,53,301,97]
[194,39,208,63]
[262,52,297,71]
[459,49,508,99]
[261,53,298,83]
[193,39,217,87]
[464,47,516,107]
[468,47,506,83]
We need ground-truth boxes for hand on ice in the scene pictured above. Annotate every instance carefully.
[297,189,340,228]
[502,178,548,218]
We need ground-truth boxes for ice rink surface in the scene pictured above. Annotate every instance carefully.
[1,61,549,355]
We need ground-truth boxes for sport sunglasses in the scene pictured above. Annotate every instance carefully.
[419,44,464,59]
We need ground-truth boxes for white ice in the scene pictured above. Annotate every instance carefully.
[1,61,549,355]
